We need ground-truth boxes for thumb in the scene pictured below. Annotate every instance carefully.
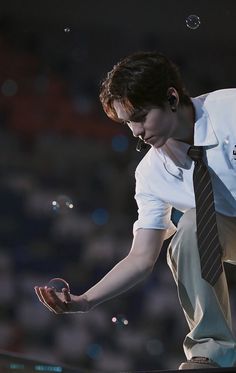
[62,288,71,302]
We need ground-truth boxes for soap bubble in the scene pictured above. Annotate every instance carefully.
[112,314,129,327]
[51,195,74,213]
[47,277,70,293]
[186,15,201,30]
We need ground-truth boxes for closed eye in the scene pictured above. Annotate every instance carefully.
[120,108,149,126]
[129,112,147,123]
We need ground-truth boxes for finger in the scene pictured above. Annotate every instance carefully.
[44,302,57,313]
[62,288,71,302]
[35,286,49,306]
[35,286,49,305]
[44,287,68,312]
[34,286,44,303]
[39,287,58,312]
[34,286,55,313]
[39,287,62,313]
[36,286,68,314]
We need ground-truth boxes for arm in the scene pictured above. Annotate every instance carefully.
[35,228,166,314]
[85,228,166,309]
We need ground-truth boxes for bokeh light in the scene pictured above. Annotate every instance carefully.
[91,208,109,225]
[86,343,103,360]
[111,134,129,152]
[112,314,129,327]
[1,79,18,97]
[51,195,74,214]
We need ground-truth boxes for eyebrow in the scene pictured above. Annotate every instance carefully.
[128,108,149,122]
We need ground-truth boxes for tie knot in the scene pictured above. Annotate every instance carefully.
[188,146,204,162]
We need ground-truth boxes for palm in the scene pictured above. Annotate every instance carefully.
[34,286,88,314]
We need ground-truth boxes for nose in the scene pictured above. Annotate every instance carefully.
[130,123,145,138]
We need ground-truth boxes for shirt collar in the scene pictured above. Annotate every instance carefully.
[191,96,218,147]
[157,95,219,169]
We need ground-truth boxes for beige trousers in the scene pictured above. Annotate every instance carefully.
[167,208,236,367]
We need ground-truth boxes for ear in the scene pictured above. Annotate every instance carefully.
[166,87,179,112]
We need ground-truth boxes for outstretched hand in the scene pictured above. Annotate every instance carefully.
[34,286,89,314]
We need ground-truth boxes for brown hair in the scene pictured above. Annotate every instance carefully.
[99,51,191,122]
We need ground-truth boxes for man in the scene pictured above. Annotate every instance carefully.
[35,51,236,370]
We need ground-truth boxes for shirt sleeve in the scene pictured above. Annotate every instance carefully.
[133,169,176,240]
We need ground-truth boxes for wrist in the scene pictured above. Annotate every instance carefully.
[80,293,95,312]
[82,292,98,311]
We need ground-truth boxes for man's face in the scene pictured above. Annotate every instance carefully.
[113,100,176,149]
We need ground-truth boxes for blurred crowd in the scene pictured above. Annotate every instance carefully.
[1,17,236,372]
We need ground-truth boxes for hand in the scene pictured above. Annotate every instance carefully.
[34,286,89,314]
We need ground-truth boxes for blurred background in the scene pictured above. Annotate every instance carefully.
[1,0,236,371]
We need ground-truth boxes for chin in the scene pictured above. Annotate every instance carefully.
[152,140,166,149]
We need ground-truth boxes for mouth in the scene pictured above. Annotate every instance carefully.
[144,136,154,144]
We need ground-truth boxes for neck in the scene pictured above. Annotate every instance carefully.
[174,103,195,145]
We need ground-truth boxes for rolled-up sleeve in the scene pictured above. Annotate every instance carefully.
[133,169,176,240]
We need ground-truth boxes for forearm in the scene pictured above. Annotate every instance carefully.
[84,254,152,310]
[34,229,164,314]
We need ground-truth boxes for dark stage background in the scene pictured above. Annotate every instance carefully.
[0,1,236,371]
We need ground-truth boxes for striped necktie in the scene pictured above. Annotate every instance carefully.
[188,146,223,286]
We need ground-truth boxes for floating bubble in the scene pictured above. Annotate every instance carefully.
[47,277,70,293]
[185,15,201,30]
[112,134,129,152]
[51,195,74,213]
[91,208,109,225]
[64,27,71,33]
[112,314,129,327]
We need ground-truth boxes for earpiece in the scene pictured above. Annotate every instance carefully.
[168,95,177,112]
[168,95,176,106]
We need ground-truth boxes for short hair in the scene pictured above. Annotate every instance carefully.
[99,51,191,122]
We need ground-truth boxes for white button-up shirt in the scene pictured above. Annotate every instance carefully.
[133,89,236,239]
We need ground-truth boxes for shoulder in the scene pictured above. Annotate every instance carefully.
[197,88,236,105]
[206,89,236,118]
[135,147,159,178]
[193,89,236,122]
